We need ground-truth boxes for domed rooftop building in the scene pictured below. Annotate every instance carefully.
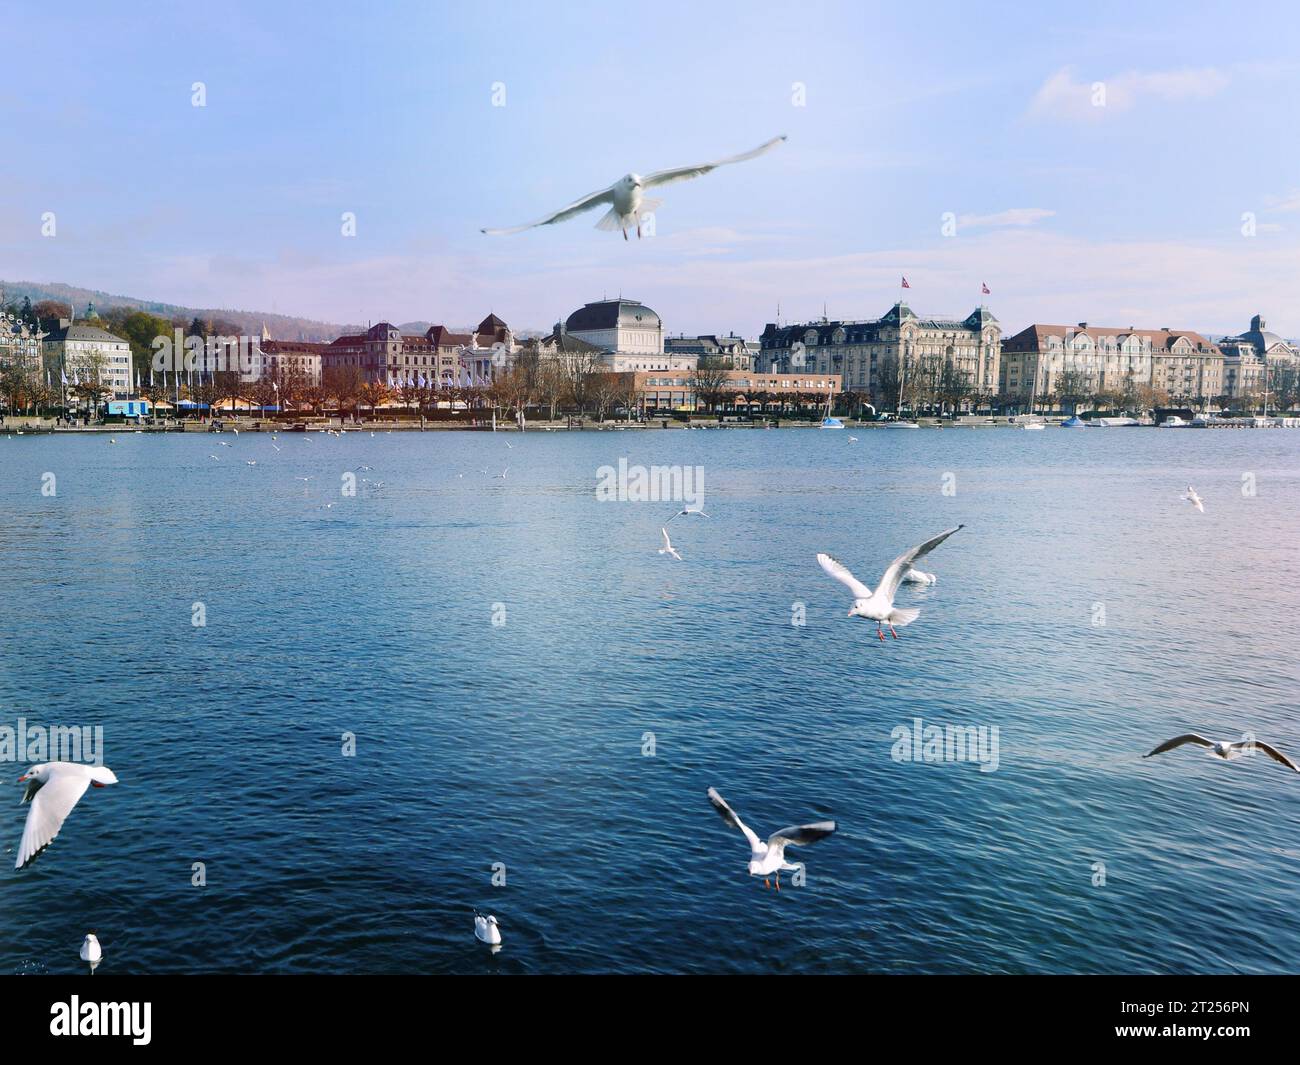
[1218,314,1298,403]
[564,298,663,359]
[1221,314,1294,357]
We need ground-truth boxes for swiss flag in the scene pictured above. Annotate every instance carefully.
[901,276,910,289]
[981,282,991,295]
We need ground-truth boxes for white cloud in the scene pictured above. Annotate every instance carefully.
[1028,66,1229,122]
[958,208,1055,229]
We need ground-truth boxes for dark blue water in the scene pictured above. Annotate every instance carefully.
[1,426,1297,974]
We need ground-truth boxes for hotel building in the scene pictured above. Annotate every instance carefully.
[999,323,1223,405]
[42,306,133,396]
[759,302,1001,405]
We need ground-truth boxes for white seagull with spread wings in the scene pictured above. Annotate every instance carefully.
[1182,486,1205,513]
[658,527,682,561]
[1143,734,1299,772]
[14,762,119,869]
[817,525,963,641]
[482,136,787,240]
[707,788,835,891]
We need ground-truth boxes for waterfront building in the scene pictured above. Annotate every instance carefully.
[319,315,514,388]
[664,333,754,370]
[0,308,45,378]
[253,340,325,387]
[563,298,680,371]
[42,306,133,396]
[999,323,1223,407]
[459,313,519,384]
[610,369,840,416]
[759,302,1001,409]
[1217,314,1298,404]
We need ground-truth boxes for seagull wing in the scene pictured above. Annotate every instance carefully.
[1252,742,1300,772]
[481,184,616,235]
[643,135,787,190]
[767,820,837,859]
[817,553,873,599]
[1143,734,1214,758]
[661,527,674,551]
[16,768,92,869]
[707,788,762,853]
[876,525,964,605]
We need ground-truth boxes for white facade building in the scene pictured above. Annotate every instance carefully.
[563,299,680,370]
[43,310,133,396]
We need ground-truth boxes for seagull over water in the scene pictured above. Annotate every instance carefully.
[817,525,963,641]
[902,567,937,585]
[1144,734,1299,772]
[482,135,787,240]
[14,762,118,869]
[667,506,709,522]
[659,527,683,561]
[1182,486,1205,512]
[707,788,836,891]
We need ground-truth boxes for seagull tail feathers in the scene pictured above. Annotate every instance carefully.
[595,206,628,231]
[887,607,921,627]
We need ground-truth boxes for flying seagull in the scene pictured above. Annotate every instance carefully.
[667,506,710,522]
[482,135,787,240]
[1143,734,1299,772]
[1182,486,1205,513]
[658,527,683,561]
[817,525,963,641]
[14,762,118,869]
[706,788,835,891]
[902,567,937,585]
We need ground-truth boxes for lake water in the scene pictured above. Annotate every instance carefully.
[1,425,1297,974]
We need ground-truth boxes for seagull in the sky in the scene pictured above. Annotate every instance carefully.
[817,525,963,641]
[14,762,118,869]
[1182,486,1205,513]
[481,135,787,240]
[658,527,682,561]
[1143,734,1299,772]
[706,788,835,891]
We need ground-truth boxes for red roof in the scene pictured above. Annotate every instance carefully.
[1004,324,1219,354]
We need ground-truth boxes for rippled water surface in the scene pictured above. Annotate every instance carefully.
[0,426,1297,974]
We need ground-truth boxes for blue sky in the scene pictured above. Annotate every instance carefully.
[3,0,1299,338]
